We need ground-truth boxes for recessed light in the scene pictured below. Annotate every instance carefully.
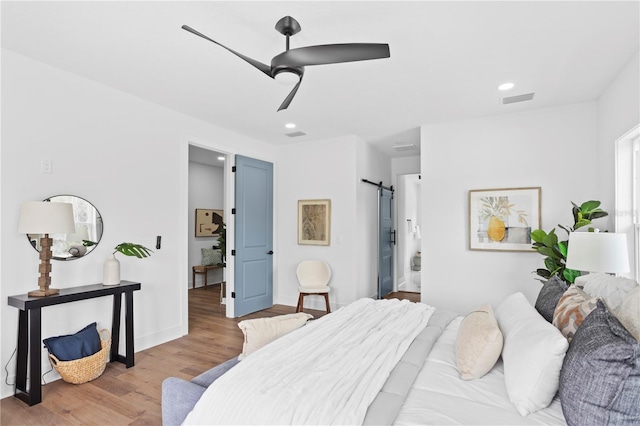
[498,82,515,91]
[217,156,225,161]
[285,123,296,129]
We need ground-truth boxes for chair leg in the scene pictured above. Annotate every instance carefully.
[324,293,331,313]
[296,293,304,313]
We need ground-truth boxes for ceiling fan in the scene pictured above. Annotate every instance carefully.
[182,16,390,111]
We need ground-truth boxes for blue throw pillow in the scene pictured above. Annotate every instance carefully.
[43,322,102,361]
[558,301,640,425]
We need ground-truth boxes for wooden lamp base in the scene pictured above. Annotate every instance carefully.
[28,235,59,298]
[28,287,60,297]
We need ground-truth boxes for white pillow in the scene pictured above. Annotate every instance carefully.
[455,304,503,380]
[237,313,313,360]
[495,292,569,416]
[578,273,638,311]
[614,286,640,341]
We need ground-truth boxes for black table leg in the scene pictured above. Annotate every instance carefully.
[15,308,41,405]
[111,293,122,363]
[29,308,42,405]
[125,290,135,368]
[15,309,28,401]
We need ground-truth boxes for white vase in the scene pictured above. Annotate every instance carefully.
[103,254,121,285]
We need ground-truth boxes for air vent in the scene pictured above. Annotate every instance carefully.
[392,144,417,152]
[285,131,307,138]
[501,92,535,105]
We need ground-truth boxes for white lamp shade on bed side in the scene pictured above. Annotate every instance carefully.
[565,231,630,274]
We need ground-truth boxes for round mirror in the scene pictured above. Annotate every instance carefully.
[26,195,104,260]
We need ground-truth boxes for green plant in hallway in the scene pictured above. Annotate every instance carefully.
[531,200,608,284]
[216,223,226,267]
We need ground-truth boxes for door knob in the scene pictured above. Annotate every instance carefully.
[267,250,274,255]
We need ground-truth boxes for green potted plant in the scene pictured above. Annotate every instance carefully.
[104,242,153,286]
[216,223,226,268]
[531,200,608,284]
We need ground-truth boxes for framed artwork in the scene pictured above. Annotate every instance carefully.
[469,187,541,252]
[195,208,224,237]
[298,199,331,246]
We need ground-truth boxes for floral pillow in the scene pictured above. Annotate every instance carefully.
[553,285,599,341]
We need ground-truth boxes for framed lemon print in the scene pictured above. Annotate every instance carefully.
[469,187,541,251]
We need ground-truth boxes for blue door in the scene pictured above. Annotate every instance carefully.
[234,155,274,317]
[379,188,394,298]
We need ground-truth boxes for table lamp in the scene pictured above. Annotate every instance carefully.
[18,201,75,296]
[565,230,630,274]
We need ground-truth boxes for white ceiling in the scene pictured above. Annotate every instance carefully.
[2,1,638,158]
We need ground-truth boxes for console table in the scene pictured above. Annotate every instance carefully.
[7,281,141,406]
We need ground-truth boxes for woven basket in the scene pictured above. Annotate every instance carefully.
[49,329,111,384]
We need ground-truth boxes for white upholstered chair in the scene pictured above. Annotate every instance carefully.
[296,260,331,314]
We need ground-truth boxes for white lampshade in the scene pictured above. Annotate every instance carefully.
[566,231,630,273]
[18,201,75,234]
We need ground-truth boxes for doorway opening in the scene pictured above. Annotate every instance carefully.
[397,173,421,293]
[188,145,227,311]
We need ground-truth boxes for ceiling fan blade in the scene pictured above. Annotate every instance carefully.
[272,43,390,68]
[182,25,272,77]
[277,75,303,111]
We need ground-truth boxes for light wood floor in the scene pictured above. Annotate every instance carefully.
[1,287,419,425]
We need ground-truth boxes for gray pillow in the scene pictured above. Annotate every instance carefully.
[558,300,640,426]
[535,275,568,323]
[201,248,222,266]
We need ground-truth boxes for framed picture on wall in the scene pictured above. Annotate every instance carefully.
[195,208,224,237]
[469,187,541,251]
[298,199,331,246]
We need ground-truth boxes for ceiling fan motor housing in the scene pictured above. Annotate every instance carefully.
[275,16,302,36]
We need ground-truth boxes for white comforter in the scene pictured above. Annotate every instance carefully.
[184,298,435,425]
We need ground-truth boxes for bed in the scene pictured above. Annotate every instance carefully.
[163,273,639,425]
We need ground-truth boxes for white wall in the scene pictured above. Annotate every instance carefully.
[0,50,275,397]
[597,51,640,227]
[275,136,359,310]
[420,102,600,314]
[275,136,389,310]
[188,161,224,287]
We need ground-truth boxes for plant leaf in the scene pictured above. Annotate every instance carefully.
[580,200,601,213]
[530,229,547,243]
[114,242,153,258]
[538,246,559,259]
[536,268,551,279]
[542,232,558,247]
[563,268,581,284]
[574,219,592,230]
[587,210,609,220]
[558,240,568,257]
